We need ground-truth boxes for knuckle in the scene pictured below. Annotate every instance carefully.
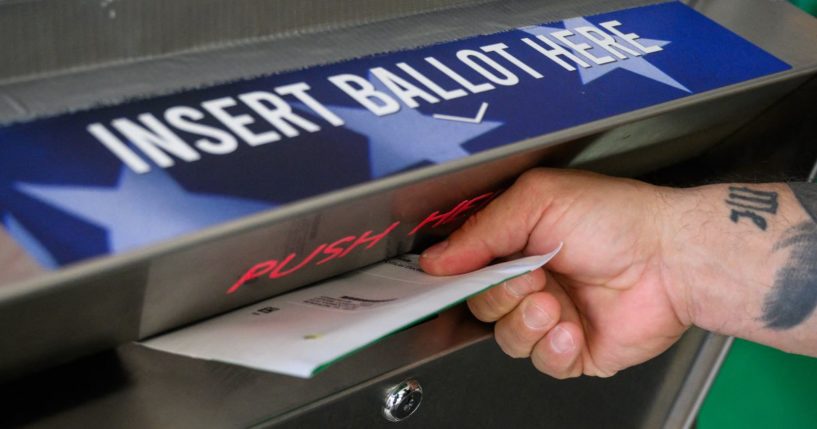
[495,318,536,358]
[502,272,542,299]
[516,169,547,191]
[468,284,517,323]
[530,337,581,379]
[466,296,495,322]
[513,324,541,344]
[480,288,505,318]
[459,209,486,234]
[496,283,526,310]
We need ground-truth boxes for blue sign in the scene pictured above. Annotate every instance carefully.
[0,2,790,268]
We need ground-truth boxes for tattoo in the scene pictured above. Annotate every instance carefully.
[762,183,817,330]
[725,186,778,231]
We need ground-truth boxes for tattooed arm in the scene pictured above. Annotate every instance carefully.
[663,181,817,356]
[420,169,817,378]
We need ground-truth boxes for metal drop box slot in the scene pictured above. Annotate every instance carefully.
[1,0,816,427]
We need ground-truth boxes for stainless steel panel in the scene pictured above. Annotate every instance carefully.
[0,306,725,429]
[0,0,492,84]
[0,15,815,429]
[5,74,817,428]
[0,0,655,123]
[1,0,816,379]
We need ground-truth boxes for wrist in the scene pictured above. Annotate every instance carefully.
[653,185,702,328]
[656,183,794,335]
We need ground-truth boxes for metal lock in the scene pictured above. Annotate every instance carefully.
[382,378,423,422]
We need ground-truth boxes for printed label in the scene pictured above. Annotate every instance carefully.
[0,2,790,268]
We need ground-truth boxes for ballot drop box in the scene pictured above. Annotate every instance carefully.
[1,0,817,427]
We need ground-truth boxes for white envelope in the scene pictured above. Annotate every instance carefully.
[142,246,561,378]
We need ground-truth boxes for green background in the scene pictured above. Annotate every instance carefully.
[698,339,817,428]
[792,0,817,15]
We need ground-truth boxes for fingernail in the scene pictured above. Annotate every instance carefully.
[506,274,535,297]
[551,326,574,354]
[422,240,448,260]
[523,301,551,329]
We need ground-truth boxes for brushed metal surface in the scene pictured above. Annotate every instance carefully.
[0,0,654,123]
[0,4,814,429]
[1,0,816,380]
[0,306,721,429]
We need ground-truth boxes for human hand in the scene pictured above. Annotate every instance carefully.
[420,169,689,378]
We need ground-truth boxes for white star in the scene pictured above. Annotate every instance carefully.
[16,168,275,253]
[3,213,57,268]
[523,18,690,92]
[328,103,502,178]
[300,75,503,178]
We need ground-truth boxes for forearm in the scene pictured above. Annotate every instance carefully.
[662,182,817,355]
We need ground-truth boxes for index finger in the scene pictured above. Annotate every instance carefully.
[419,169,554,276]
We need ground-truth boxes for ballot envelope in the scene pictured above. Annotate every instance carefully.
[1,0,816,427]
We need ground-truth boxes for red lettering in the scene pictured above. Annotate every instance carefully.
[269,244,328,279]
[316,235,356,265]
[340,221,400,257]
[225,221,400,294]
[457,192,493,214]
[470,191,498,212]
[226,260,278,294]
[409,201,467,236]
[409,192,494,235]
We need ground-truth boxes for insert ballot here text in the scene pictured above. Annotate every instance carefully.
[88,21,663,174]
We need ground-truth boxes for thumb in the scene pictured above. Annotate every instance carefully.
[419,170,552,275]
